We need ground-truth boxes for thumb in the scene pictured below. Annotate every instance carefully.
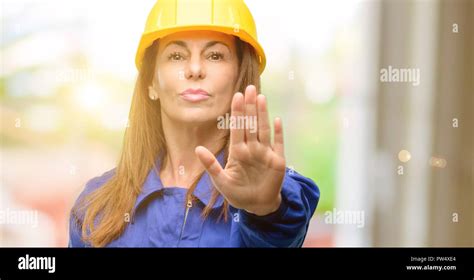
[195,146,227,187]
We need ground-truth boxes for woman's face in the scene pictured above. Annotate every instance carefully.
[152,30,239,125]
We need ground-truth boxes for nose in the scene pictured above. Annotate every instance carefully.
[184,55,206,80]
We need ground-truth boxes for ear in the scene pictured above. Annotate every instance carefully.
[148,84,159,100]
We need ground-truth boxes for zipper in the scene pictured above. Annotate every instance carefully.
[177,198,193,247]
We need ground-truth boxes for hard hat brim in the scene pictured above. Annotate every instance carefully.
[135,25,266,75]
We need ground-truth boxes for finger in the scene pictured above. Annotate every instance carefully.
[272,117,285,157]
[230,92,245,146]
[244,85,258,143]
[257,94,271,146]
[195,146,227,187]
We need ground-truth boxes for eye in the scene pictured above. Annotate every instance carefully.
[207,51,224,61]
[167,52,185,61]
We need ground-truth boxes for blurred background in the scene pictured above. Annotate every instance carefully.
[0,0,472,247]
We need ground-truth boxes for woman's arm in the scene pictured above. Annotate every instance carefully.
[195,84,320,247]
[237,169,319,247]
[68,215,86,247]
[68,169,115,248]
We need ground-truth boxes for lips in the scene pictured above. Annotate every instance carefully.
[179,88,210,102]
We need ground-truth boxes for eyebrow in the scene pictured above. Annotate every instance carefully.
[164,40,231,53]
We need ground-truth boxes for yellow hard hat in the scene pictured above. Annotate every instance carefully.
[135,0,266,74]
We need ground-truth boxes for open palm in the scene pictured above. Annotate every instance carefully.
[195,85,286,216]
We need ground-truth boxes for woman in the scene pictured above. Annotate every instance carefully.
[69,0,320,247]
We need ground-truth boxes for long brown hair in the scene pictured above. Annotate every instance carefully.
[72,37,262,247]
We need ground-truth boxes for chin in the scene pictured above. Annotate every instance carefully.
[173,109,219,124]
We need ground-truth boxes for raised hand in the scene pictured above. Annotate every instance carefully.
[195,85,286,216]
